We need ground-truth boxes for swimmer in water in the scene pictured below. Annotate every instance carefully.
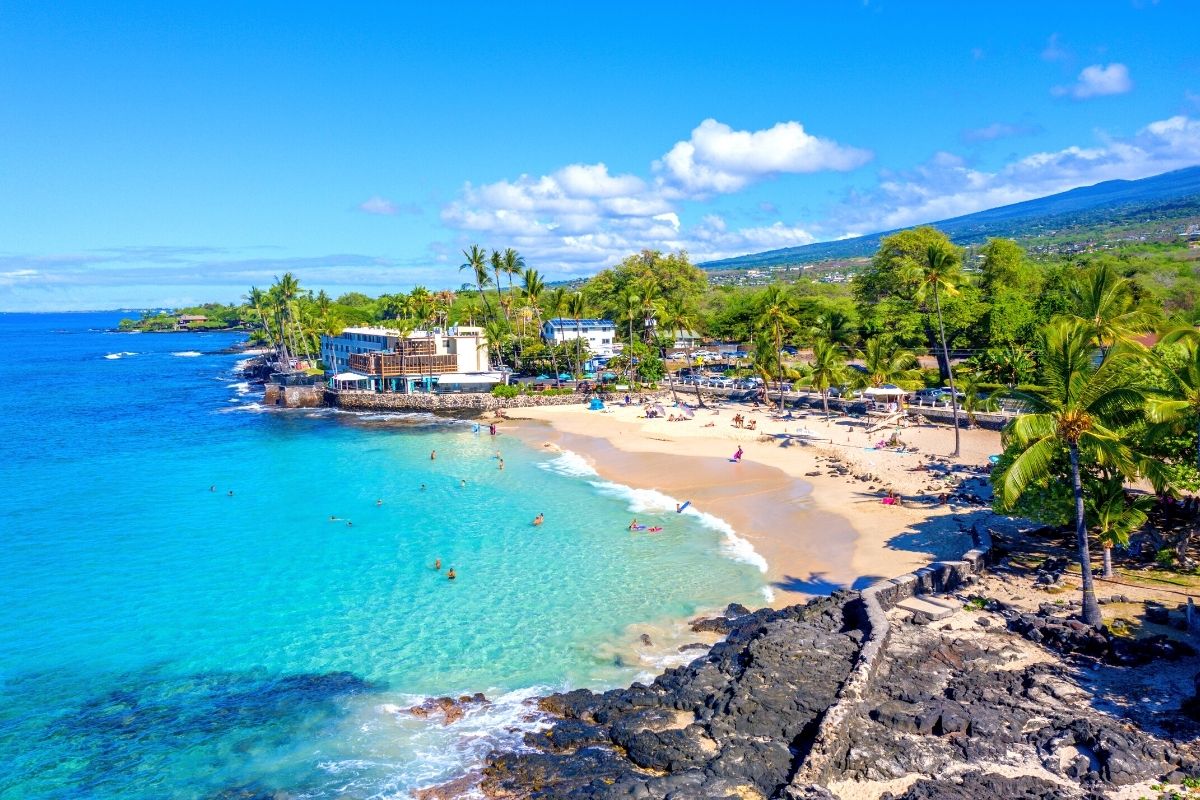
[447,568,456,580]
[227,490,234,497]
[376,499,382,506]
[628,518,638,531]
[498,458,504,470]
[460,479,466,488]
[434,558,442,570]
[346,521,353,527]
[329,515,339,521]
[210,485,216,492]
[533,513,544,526]
[430,450,436,461]
[420,483,426,491]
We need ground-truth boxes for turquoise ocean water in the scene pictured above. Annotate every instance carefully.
[0,312,766,799]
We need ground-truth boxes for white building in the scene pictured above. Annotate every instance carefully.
[541,318,618,357]
[320,325,499,393]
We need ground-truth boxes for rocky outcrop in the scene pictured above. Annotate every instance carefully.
[482,594,863,800]
[838,616,1198,793]
[1003,604,1196,665]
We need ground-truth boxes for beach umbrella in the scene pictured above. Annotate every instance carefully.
[652,404,666,417]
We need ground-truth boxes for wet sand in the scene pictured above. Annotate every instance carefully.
[503,400,1004,607]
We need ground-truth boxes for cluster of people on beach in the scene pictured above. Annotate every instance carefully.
[730,414,757,430]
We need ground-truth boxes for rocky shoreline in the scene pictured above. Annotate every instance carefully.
[399,520,1200,800]
[460,591,1199,800]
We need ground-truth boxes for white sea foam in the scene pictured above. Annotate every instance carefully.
[219,402,268,413]
[542,449,769,573]
[232,357,254,372]
[327,685,553,797]
[104,351,138,360]
[537,450,599,478]
[172,351,203,357]
[226,381,252,396]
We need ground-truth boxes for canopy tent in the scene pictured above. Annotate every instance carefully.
[331,372,369,382]
[864,384,907,398]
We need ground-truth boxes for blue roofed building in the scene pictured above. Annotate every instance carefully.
[541,318,619,357]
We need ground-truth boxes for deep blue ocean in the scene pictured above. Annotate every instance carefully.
[0,312,765,799]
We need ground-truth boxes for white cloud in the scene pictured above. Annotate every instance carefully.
[960,121,1041,143]
[1053,63,1133,99]
[828,114,1200,234]
[359,196,398,215]
[653,118,871,196]
[438,112,1200,279]
[439,118,864,273]
[1041,33,1071,62]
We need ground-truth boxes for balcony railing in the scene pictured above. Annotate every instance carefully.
[349,351,459,376]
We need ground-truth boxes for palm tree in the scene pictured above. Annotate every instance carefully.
[654,297,702,405]
[483,318,508,371]
[958,371,999,427]
[1066,263,1149,355]
[1146,328,1200,472]
[756,285,800,411]
[502,248,525,322]
[566,291,587,379]
[810,309,855,348]
[807,339,848,419]
[273,273,303,370]
[857,337,919,388]
[489,249,507,321]
[1085,478,1152,578]
[636,277,662,345]
[913,242,964,457]
[245,286,275,350]
[995,319,1145,627]
[985,344,1036,388]
[618,289,641,386]
[459,246,494,319]
[544,287,568,382]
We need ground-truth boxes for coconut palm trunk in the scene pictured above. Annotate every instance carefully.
[932,284,961,458]
[1068,444,1104,628]
[685,345,705,407]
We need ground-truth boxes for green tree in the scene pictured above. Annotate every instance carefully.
[856,337,919,388]
[806,339,848,419]
[489,249,507,321]
[911,242,965,457]
[459,245,494,319]
[1146,328,1200,473]
[566,291,587,378]
[1066,264,1149,355]
[756,285,800,410]
[1085,478,1152,578]
[994,319,1146,627]
[655,296,705,406]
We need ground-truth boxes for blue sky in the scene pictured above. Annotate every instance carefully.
[1,1,1198,310]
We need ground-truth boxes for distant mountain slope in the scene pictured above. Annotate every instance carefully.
[701,165,1200,269]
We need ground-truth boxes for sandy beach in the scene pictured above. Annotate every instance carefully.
[503,395,1007,607]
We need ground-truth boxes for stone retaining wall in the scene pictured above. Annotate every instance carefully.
[790,525,996,787]
[263,383,324,408]
[328,389,591,415]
